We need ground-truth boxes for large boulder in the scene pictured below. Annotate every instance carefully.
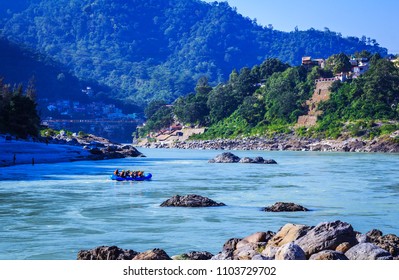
[236,231,275,249]
[263,202,309,212]
[160,194,225,207]
[345,243,393,260]
[267,223,312,248]
[275,242,306,260]
[294,220,358,257]
[234,243,266,260]
[366,229,399,259]
[133,248,172,260]
[239,157,255,163]
[77,246,138,260]
[211,250,234,260]
[209,152,240,163]
[234,231,274,260]
[335,242,353,254]
[261,246,279,259]
[309,250,348,260]
[173,251,213,260]
[223,238,242,251]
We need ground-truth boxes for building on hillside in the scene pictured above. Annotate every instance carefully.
[350,56,370,78]
[301,57,325,69]
[335,72,349,82]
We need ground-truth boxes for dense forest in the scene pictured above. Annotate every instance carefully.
[141,54,399,140]
[0,0,387,106]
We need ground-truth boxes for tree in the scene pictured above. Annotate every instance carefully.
[143,106,174,132]
[236,95,265,126]
[144,99,167,119]
[262,67,308,123]
[173,77,211,125]
[325,53,352,74]
[0,77,40,138]
[207,83,237,124]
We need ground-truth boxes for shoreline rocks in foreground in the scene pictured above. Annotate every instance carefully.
[77,220,399,260]
[160,194,226,207]
[209,152,277,164]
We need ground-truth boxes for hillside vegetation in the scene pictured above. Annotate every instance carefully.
[1,0,387,105]
[141,54,399,140]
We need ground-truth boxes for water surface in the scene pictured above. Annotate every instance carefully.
[0,148,398,259]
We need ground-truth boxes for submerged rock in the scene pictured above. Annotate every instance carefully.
[160,194,226,207]
[263,202,309,212]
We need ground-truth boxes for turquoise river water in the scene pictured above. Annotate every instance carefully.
[0,148,398,259]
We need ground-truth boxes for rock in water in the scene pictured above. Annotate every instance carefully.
[263,202,309,212]
[239,157,277,164]
[77,246,139,260]
[209,152,241,163]
[209,153,277,164]
[239,157,255,163]
[160,194,226,207]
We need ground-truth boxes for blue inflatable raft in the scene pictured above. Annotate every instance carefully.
[110,173,152,181]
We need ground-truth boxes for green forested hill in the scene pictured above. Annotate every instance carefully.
[1,0,387,105]
[140,54,399,141]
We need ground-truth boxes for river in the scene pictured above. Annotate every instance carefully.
[0,148,398,259]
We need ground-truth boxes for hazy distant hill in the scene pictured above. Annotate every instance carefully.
[0,0,387,105]
[0,37,113,103]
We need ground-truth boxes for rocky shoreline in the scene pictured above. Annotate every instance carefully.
[138,133,399,153]
[77,195,399,261]
[77,220,399,260]
[53,133,144,160]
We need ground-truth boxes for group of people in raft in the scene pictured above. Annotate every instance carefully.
[114,169,145,179]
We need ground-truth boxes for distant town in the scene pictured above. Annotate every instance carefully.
[39,97,142,143]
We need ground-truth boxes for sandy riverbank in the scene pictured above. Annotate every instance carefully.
[0,138,91,167]
[0,135,143,167]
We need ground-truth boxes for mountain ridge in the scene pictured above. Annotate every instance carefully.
[0,0,388,105]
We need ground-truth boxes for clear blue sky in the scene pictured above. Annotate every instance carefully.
[203,0,399,54]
